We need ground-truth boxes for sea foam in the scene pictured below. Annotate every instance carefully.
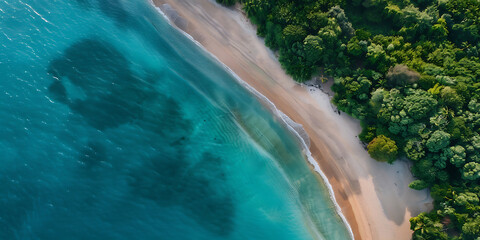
[152,2,355,239]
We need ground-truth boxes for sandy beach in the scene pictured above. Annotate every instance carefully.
[152,0,433,239]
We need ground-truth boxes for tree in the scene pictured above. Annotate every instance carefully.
[359,124,376,142]
[278,46,315,82]
[216,0,237,6]
[377,89,404,123]
[440,87,464,110]
[368,135,398,163]
[386,64,421,87]
[430,18,449,40]
[404,89,438,120]
[306,11,329,32]
[409,180,429,190]
[462,217,480,239]
[463,162,480,181]
[447,145,466,168]
[264,21,283,49]
[316,18,343,65]
[426,130,450,152]
[436,151,449,169]
[429,111,449,129]
[238,1,480,238]
[447,116,470,142]
[347,37,368,57]
[303,35,323,65]
[405,139,426,161]
[366,43,389,72]
[410,212,448,240]
[283,25,307,47]
[328,6,355,37]
[412,157,438,183]
[370,88,387,114]
[454,192,479,207]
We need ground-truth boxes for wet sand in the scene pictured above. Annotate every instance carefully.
[151,0,433,239]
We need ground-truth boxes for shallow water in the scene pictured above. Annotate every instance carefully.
[0,0,351,239]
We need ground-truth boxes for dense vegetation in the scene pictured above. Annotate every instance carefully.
[215,0,237,6]
[218,0,480,239]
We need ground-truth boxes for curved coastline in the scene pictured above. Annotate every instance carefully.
[151,2,354,239]
[148,1,433,239]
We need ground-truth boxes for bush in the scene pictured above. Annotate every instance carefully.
[216,0,237,6]
[409,180,429,190]
[386,64,420,87]
[367,135,398,163]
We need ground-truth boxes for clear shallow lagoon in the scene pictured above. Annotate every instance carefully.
[0,0,351,239]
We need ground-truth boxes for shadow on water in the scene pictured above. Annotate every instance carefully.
[136,95,193,142]
[73,0,201,78]
[74,0,93,9]
[130,152,234,236]
[79,141,107,169]
[0,173,36,239]
[46,34,235,235]
[48,38,156,130]
[42,0,239,235]
[97,0,131,26]
[74,0,131,27]
[48,80,68,104]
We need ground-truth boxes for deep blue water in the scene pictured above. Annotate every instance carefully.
[0,0,351,239]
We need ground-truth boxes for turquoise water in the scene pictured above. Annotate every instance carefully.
[0,0,352,239]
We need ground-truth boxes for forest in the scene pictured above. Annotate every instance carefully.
[217,0,480,239]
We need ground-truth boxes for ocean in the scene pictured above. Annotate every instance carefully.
[0,0,351,239]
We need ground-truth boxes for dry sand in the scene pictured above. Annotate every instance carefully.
[151,0,433,239]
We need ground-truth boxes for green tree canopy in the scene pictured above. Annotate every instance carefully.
[405,139,426,161]
[367,135,398,163]
[215,0,236,6]
[410,212,448,240]
[447,145,466,168]
[409,179,429,190]
[426,130,450,152]
[386,64,420,87]
[404,89,438,120]
[283,25,307,47]
[217,0,480,238]
[303,35,323,65]
[463,162,480,181]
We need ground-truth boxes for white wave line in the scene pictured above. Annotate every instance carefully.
[150,2,355,239]
[20,0,50,24]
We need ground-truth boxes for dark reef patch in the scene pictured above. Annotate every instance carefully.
[130,151,235,236]
[73,0,131,27]
[97,0,131,26]
[79,141,106,169]
[137,95,193,141]
[74,0,93,9]
[48,79,68,104]
[0,169,39,240]
[48,38,157,130]
[44,9,233,237]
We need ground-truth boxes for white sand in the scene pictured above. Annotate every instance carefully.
[151,0,433,239]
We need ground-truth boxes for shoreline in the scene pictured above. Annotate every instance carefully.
[153,5,354,237]
[150,0,433,239]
